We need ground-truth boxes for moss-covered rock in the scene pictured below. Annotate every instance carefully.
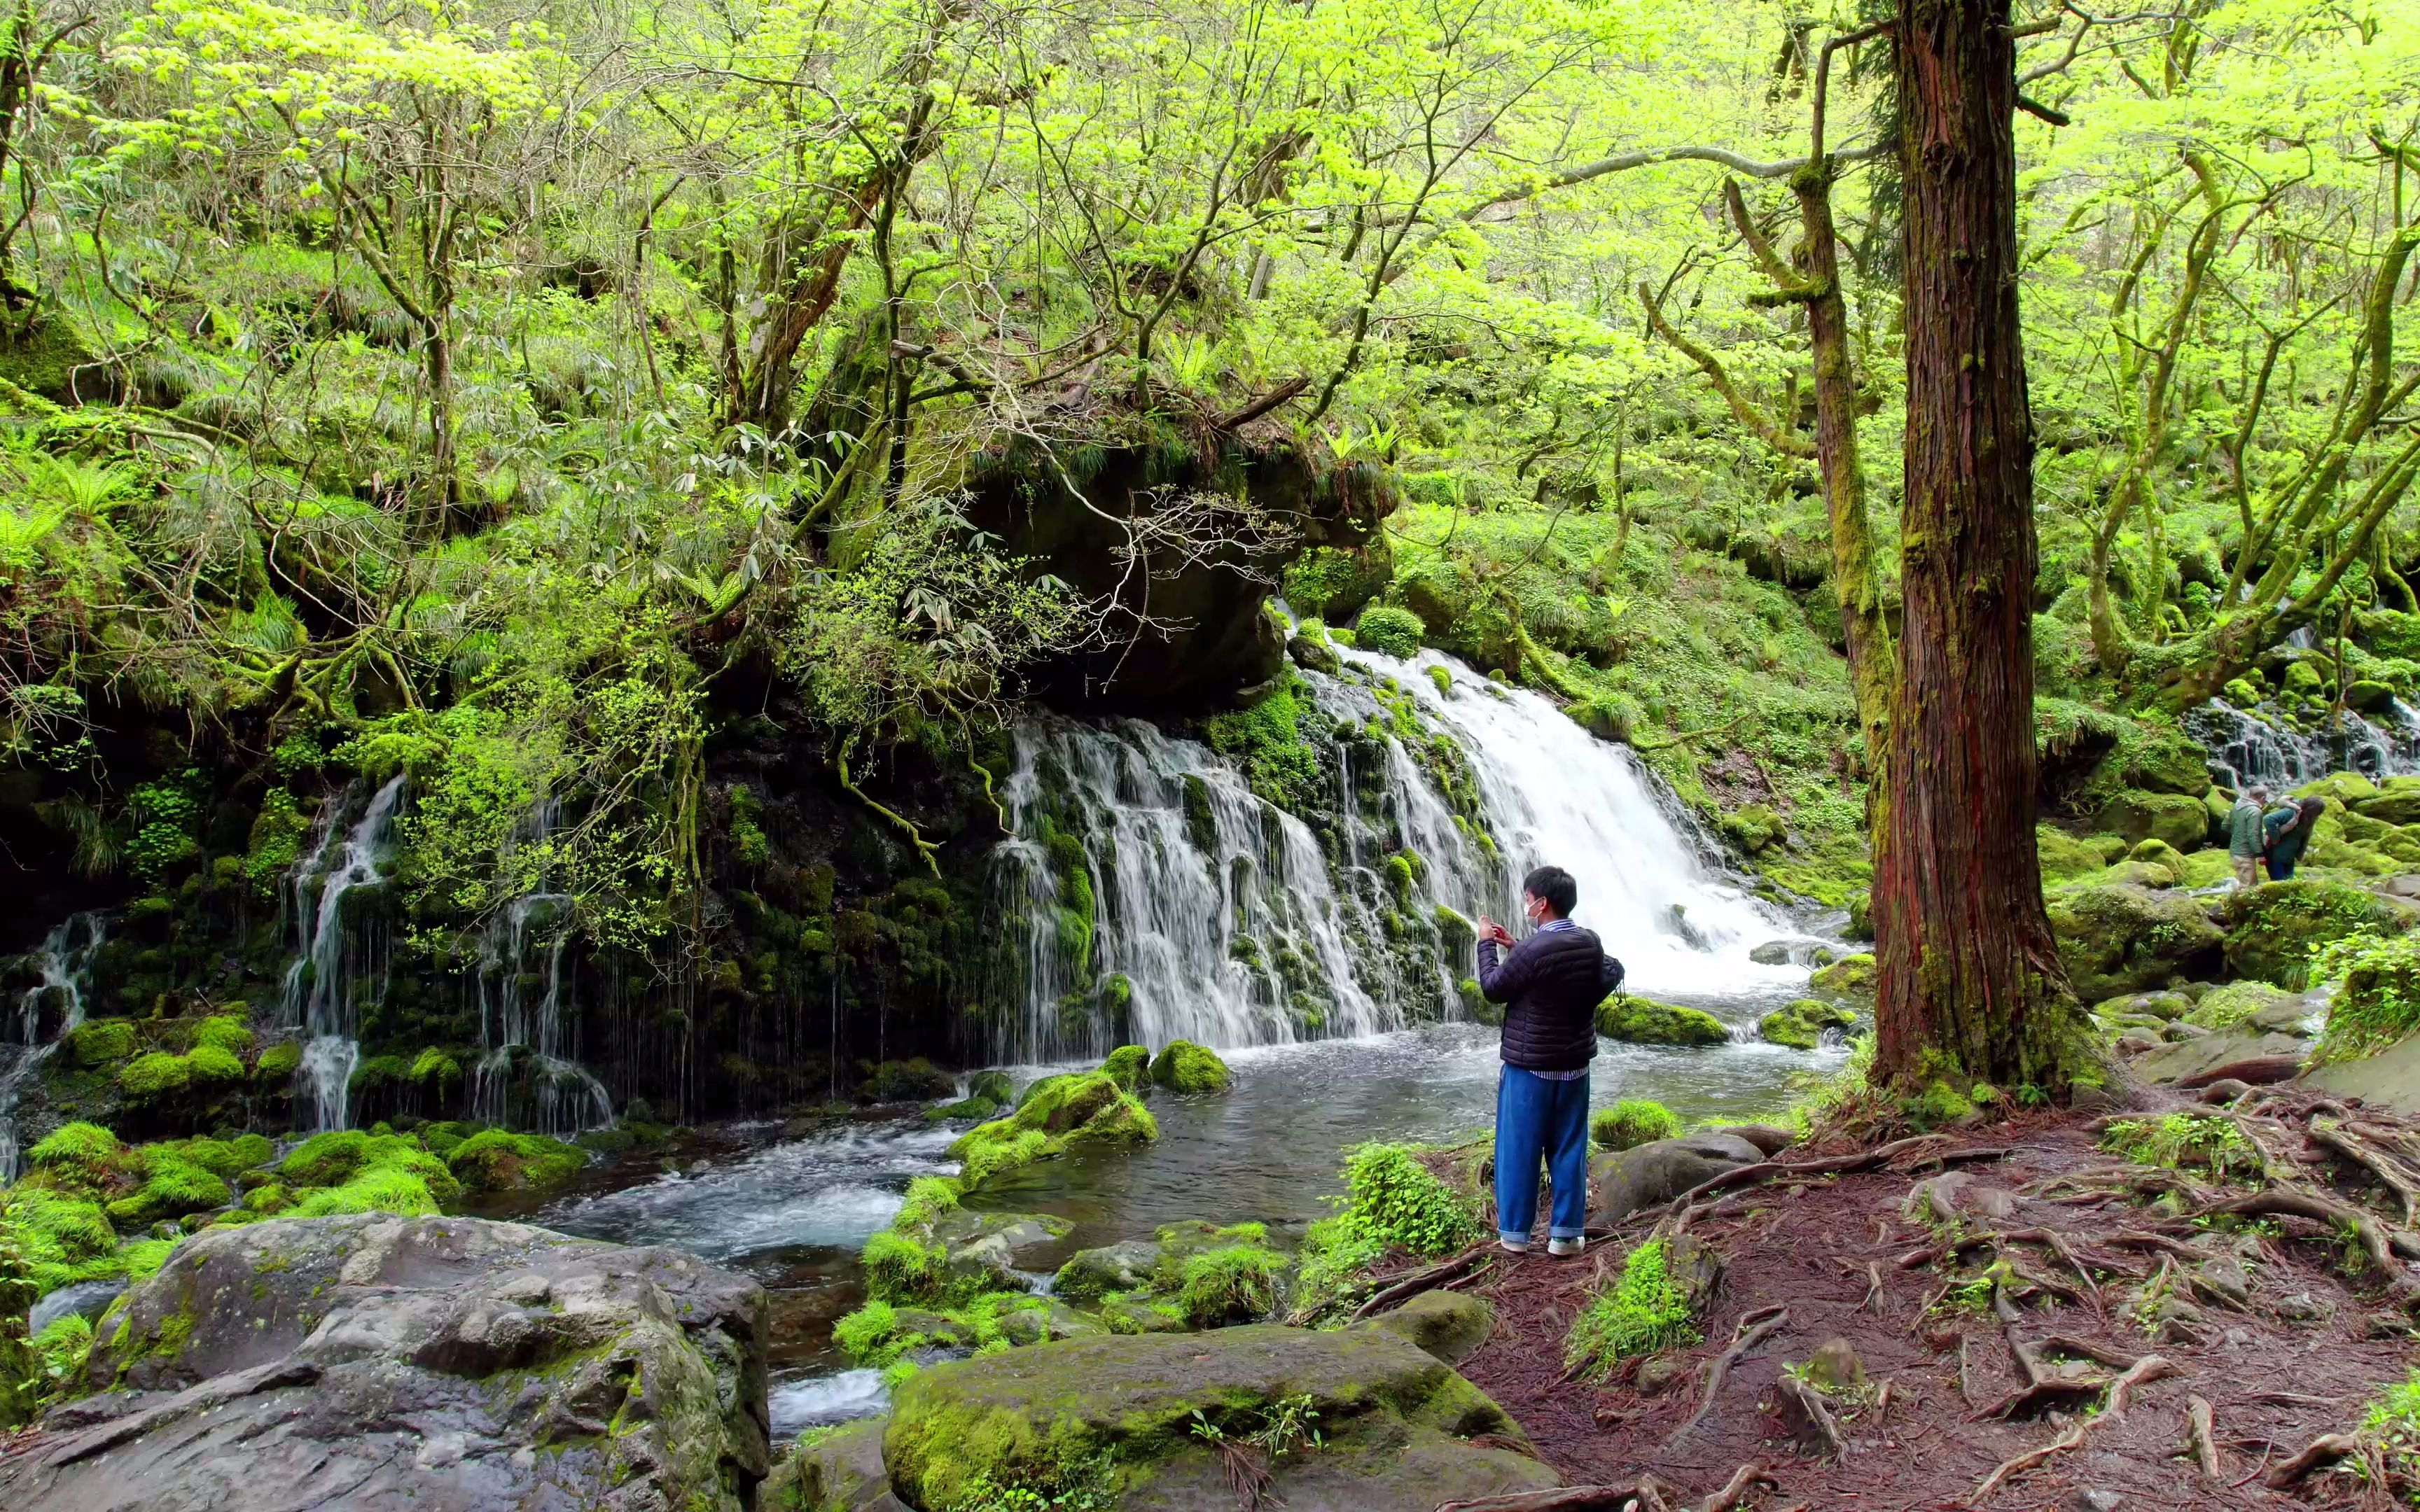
[1148,1040,1231,1093]
[2095,790,2212,852]
[2223,879,2420,988]
[881,1324,1550,1512]
[858,1058,957,1103]
[2038,827,2120,885]
[25,1123,127,1196]
[1594,995,1728,1046]
[2046,883,2225,1001]
[1099,1044,1150,1093]
[1758,998,1856,1049]
[443,1130,586,1196]
[62,1021,136,1070]
[1808,952,1878,1007]
[1354,604,1427,659]
[1590,1098,1681,1152]
[2186,981,2301,1031]
[950,1071,1157,1186]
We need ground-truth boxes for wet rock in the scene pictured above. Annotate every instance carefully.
[2047,884,2225,1001]
[1287,632,1340,675]
[1358,1291,1495,1365]
[2094,990,2192,1021]
[2095,789,2211,850]
[1589,1134,1765,1224]
[765,1416,898,1512]
[931,1210,1073,1290]
[1808,953,1878,1007]
[2162,1021,2210,1042]
[1724,1124,1797,1157]
[1803,1336,1866,1394]
[2,1214,769,1512]
[2303,1030,2420,1116]
[2133,1023,2309,1087]
[2114,1029,2163,1056]
[1633,1354,1689,1396]
[1148,1040,1231,1093]
[1053,1240,1164,1302]
[1099,1298,1193,1334]
[1759,999,1856,1049]
[1749,940,1793,965]
[998,1302,1109,1348]
[882,1323,1554,1512]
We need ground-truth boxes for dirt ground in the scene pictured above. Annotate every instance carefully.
[1440,1100,2420,1511]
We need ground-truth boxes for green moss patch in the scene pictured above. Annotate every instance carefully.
[1595,995,1727,1046]
[1590,1099,1681,1152]
[1148,1040,1230,1093]
[1564,1237,1701,1379]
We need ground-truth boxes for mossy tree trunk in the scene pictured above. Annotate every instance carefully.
[1870,0,2085,1095]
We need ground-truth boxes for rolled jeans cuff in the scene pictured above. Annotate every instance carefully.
[1549,1226,1585,1241]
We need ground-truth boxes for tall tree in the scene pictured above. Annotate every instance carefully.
[1869,0,2085,1093]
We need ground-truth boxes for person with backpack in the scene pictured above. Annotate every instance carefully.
[2262,796,2327,881]
[2227,785,2270,888]
[1476,864,1625,1258]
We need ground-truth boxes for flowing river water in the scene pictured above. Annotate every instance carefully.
[521,643,1847,1437]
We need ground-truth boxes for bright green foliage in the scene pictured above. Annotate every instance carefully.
[277,1130,464,1208]
[2312,932,2420,1065]
[1201,672,1323,814]
[1,1189,123,1293]
[1354,606,1426,659]
[27,1124,127,1194]
[30,1314,95,1401]
[833,1298,915,1366]
[2186,981,2298,1032]
[185,1044,246,1085]
[254,1042,302,1082]
[1590,1099,1680,1152]
[861,1228,948,1306]
[2099,1113,2262,1182]
[1564,1238,1700,1379]
[104,1146,233,1225]
[443,1130,585,1194]
[1174,1244,1284,1326]
[1147,1040,1230,1093]
[949,1072,1157,1187]
[286,1168,445,1219]
[62,1023,135,1069]
[1331,1142,1481,1260]
[2360,1369,2420,1490]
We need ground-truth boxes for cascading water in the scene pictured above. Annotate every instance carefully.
[471,890,616,1136]
[2186,696,2420,790]
[987,718,1393,1063]
[468,799,614,1135]
[984,644,1803,1062]
[1337,646,1802,997]
[281,776,405,1132]
[0,913,107,1180]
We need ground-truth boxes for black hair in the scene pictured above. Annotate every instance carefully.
[1522,865,1578,920]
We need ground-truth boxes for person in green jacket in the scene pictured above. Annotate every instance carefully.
[2227,785,2270,887]
[2262,797,2326,881]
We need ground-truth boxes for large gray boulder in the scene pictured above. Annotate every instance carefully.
[2131,997,2314,1088]
[879,1323,1552,1511]
[1,1213,769,1512]
[1356,1291,1495,1365]
[1589,1133,1767,1225]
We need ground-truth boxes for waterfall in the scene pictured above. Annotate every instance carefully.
[987,718,1393,1063]
[1340,647,1801,997]
[983,646,1801,1061]
[468,800,614,1136]
[0,913,106,1180]
[2185,697,2420,790]
[281,776,405,1132]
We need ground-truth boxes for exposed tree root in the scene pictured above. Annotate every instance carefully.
[1772,1373,1842,1458]
[1348,1246,1492,1323]
[1433,1487,1642,1512]
[2262,1432,2360,1489]
[1695,1464,1773,1512]
[1667,1306,1788,1445]
[2186,1393,2220,1478]
[1969,1355,2174,1503]
[1660,1135,2008,1221]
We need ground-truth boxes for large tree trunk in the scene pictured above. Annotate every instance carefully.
[1870,0,2083,1093]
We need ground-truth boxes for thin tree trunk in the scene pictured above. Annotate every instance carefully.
[1871,0,2083,1093]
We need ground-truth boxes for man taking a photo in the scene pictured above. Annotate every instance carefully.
[1477,864,1625,1257]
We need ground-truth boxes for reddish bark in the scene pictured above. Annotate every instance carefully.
[1870,0,2082,1090]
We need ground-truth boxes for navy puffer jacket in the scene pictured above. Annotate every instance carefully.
[1477,925,1624,1072]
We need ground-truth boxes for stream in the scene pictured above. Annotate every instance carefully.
[533,1008,1838,1437]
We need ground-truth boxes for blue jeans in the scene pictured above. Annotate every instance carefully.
[1495,1066,1590,1242]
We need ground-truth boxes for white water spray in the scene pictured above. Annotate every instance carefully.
[0,913,106,1180]
[281,776,405,1132]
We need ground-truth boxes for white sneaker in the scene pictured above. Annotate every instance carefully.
[1548,1236,1585,1257]
[1498,1236,1531,1254]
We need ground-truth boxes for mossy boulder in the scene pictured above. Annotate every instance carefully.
[763,1416,889,1512]
[25,1122,128,1195]
[1354,604,1428,659]
[2125,732,2215,796]
[2186,981,2302,1031]
[1359,1291,1496,1366]
[1053,1239,1164,1302]
[1594,995,1728,1046]
[2355,786,2420,828]
[2038,827,2127,886]
[859,1058,958,1103]
[2223,879,2420,988]
[881,1324,1552,1512]
[62,1020,136,1069]
[16,1213,770,1509]
[1099,1044,1150,1093]
[2046,883,2225,1001]
[950,1071,1157,1187]
[444,1130,587,1196]
[1148,1040,1231,1093]
[2095,790,2213,852]
[1590,1098,1681,1152]
[1808,952,1878,1007]
[1758,998,1856,1049]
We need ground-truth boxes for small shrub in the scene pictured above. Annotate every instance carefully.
[2312,930,2420,1064]
[1564,1238,1700,1378]
[1590,1099,1681,1152]
[1175,1245,1284,1326]
[286,1168,442,1219]
[2361,1368,2420,1488]
[1334,1142,1482,1259]
[2099,1112,2262,1181]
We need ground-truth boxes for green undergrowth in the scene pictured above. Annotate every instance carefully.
[1293,1141,1483,1320]
[1564,1236,1700,1379]
[2311,931,2420,1065]
[2099,1112,2262,1182]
